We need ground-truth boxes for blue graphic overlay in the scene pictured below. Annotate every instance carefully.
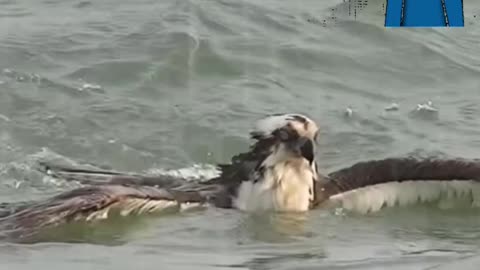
[385,0,464,27]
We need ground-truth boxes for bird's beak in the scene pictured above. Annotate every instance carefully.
[287,137,315,164]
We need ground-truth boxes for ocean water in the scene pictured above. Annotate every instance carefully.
[1,0,480,269]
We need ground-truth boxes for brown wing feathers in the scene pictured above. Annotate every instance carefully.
[0,184,212,240]
[8,141,480,240]
[315,158,480,202]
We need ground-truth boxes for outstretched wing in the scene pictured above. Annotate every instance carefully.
[313,158,480,212]
[38,161,189,188]
[326,157,480,192]
[0,184,220,242]
[38,132,278,190]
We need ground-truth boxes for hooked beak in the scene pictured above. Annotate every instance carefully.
[287,137,315,164]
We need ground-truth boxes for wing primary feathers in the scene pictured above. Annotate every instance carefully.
[0,184,216,242]
[319,158,480,199]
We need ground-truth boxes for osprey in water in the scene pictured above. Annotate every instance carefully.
[2,113,480,241]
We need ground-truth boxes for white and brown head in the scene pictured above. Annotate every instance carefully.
[250,113,319,168]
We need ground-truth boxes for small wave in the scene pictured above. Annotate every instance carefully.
[77,82,103,92]
[1,147,221,194]
[408,101,440,121]
[0,114,10,122]
[2,68,42,83]
[0,68,94,97]
[0,148,84,193]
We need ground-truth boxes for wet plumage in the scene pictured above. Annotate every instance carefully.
[2,113,480,241]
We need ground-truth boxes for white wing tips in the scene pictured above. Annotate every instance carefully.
[328,180,480,214]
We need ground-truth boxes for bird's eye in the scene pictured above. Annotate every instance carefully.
[313,132,319,143]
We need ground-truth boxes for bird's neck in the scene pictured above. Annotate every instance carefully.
[234,158,316,212]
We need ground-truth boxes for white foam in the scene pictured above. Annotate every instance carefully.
[344,107,353,117]
[180,202,204,212]
[30,147,220,184]
[416,100,437,112]
[146,163,220,182]
[385,103,399,111]
[78,83,102,92]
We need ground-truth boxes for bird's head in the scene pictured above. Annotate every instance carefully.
[249,113,319,168]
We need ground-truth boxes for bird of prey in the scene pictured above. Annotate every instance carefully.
[1,113,480,241]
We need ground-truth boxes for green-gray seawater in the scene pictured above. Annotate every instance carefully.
[1,0,480,269]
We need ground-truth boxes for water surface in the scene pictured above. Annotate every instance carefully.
[1,0,480,269]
